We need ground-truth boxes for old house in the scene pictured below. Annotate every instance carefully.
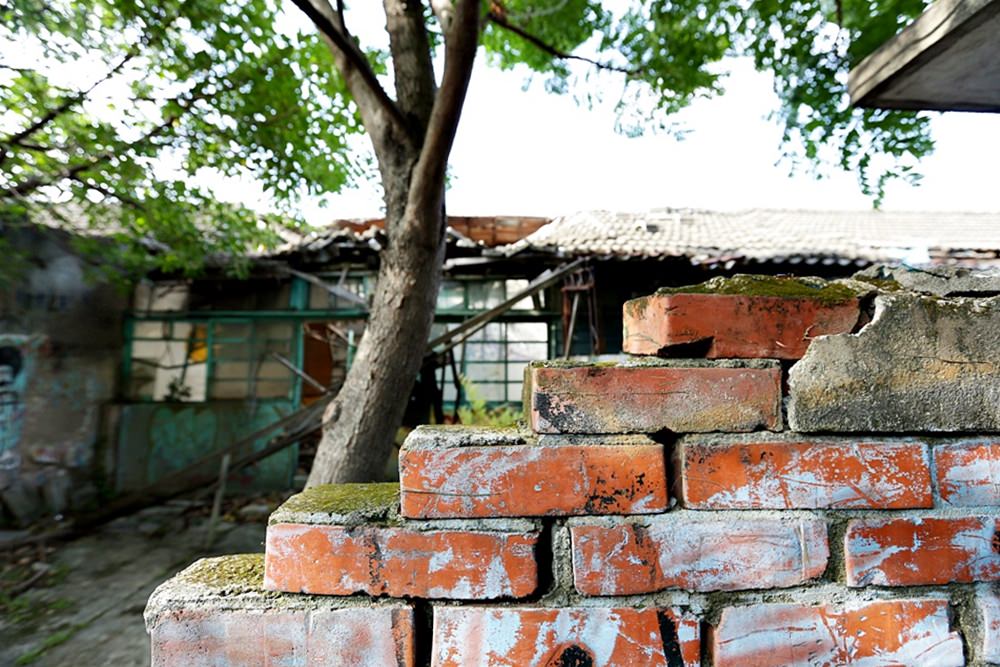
[3,208,1000,525]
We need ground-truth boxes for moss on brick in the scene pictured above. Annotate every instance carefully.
[655,274,863,304]
[183,554,265,591]
[281,483,399,517]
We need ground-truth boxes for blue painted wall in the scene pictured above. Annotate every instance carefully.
[115,399,298,493]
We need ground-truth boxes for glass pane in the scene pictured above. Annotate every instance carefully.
[133,321,167,339]
[255,379,292,398]
[437,281,465,309]
[464,342,502,361]
[214,361,250,379]
[507,361,529,384]
[508,342,548,361]
[507,322,547,341]
[257,322,294,340]
[507,382,526,402]
[467,281,504,309]
[506,280,533,310]
[256,361,293,379]
[213,322,251,341]
[213,342,252,361]
[474,383,505,402]
[208,380,249,399]
[465,362,506,383]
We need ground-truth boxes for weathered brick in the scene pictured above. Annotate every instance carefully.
[265,522,539,599]
[979,587,1000,663]
[400,426,668,518]
[846,516,1000,586]
[527,359,782,434]
[432,607,700,667]
[678,435,932,509]
[789,292,1000,432]
[623,276,861,359]
[145,555,416,667]
[712,599,963,666]
[570,515,827,594]
[936,442,1000,506]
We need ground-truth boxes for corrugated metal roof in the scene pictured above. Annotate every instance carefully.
[499,208,1000,265]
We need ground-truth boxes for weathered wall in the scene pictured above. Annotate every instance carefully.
[146,266,1000,666]
[0,227,126,525]
[115,400,297,493]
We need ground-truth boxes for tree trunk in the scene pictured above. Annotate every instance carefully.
[298,0,479,485]
[306,191,446,484]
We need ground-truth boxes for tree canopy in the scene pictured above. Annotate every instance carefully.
[1,0,934,278]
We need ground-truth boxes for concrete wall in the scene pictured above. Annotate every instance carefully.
[0,227,126,525]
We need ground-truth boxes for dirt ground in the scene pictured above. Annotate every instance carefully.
[0,501,274,667]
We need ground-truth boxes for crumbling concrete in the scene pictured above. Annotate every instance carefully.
[789,292,1000,432]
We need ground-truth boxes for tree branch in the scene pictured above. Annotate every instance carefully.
[3,80,213,198]
[384,0,436,134]
[3,51,138,150]
[486,7,636,76]
[70,175,144,209]
[289,0,408,140]
[405,0,479,228]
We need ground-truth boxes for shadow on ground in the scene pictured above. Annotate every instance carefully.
[0,502,270,667]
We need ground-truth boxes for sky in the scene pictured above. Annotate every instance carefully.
[219,6,1000,222]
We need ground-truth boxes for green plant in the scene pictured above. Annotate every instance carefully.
[456,376,523,428]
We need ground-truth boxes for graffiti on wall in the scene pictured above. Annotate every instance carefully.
[0,335,41,473]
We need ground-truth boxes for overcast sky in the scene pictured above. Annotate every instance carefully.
[212,7,1000,223]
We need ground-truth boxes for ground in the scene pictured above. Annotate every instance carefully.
[0,500,273,666]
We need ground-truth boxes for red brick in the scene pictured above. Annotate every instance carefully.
[678,437,932,509]
[936,442,1000,506]
[145,555,416,667]
[979,588,1000,663]
[712,599,962,666]
[528,361,782,434]
[846,516,1000,586]
[570,515,827,594]
[624,290,860,359]
[151,607,416,667]
[432,607,700,667]
[264,523,538,599]
[400,435,668,518]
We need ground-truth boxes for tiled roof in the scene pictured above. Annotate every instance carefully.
[499,208,1000,266]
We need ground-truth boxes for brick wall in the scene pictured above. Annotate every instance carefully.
[146,266,1000,666]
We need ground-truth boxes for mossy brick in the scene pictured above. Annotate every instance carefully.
[677,434,933,510]
[624,275,864,359]
[935,441,1000,506]
[400,426,669,518]
[268,482,400,526]
[526,358,782,434]
[712,599,962,666]
[432,606,700,667]
[144,555,416,667]
[789,293,1000,432]
[569,513,827,594]
[846,516,1000,586]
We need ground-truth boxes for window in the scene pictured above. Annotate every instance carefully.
[127,319,299,402]
[436,279,540,313]
[434,320,551,408]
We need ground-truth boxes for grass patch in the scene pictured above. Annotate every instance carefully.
[14,624,84,665]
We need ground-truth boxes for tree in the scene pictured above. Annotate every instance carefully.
[2,0,935,484]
